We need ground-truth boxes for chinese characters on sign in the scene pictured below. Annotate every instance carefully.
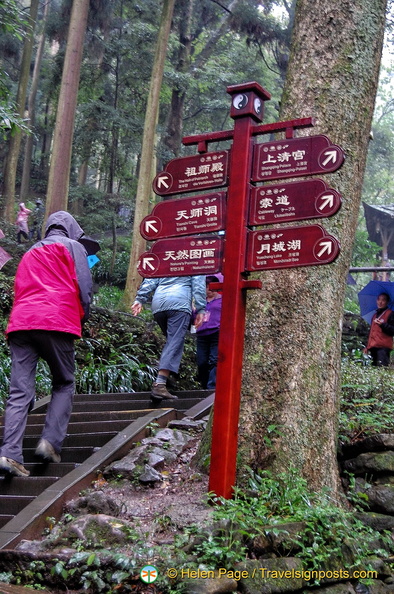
[152,151,229,196]
[140,123,344,279]
[252,135,345,182]
[140,192,226,240]
[246,225,340,271]
[249,179,342,225]
[137,235,223,278]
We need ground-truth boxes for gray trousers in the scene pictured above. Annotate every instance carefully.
[0,330,75,464]
[154,310,191,374]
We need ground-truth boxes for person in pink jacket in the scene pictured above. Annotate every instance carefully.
[15,202,32,243]
[0,211,93,477]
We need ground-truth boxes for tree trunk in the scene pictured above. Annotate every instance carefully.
[163,0,242,158]
[163,0,194,157]
[20,0,49,202]
[237,0,387,499]
[45,0,90,218]
[124,0,176,306]
[39,99,52,180]
[2,0,39,222]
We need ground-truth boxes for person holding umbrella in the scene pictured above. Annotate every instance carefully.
[363,292,394,366]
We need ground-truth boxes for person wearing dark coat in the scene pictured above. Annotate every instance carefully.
[364,292,394,367]
[0,211,93,477]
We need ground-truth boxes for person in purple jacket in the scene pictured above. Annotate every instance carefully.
[195,274,223,390]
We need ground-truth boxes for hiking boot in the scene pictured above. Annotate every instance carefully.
[151,382,178,401]
[35,439,61,463]
[0,456,30,477]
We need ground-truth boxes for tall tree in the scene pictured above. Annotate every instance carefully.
[0,0,29,137]
[162,0,195,157]
[2,0,39,222]
[20,0,50,202]
[238,0,388,498]
[45,0,89,217]
[163,0,278,158]
[124,0,176,305]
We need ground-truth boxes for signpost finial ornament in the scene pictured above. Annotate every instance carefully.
[227,81,271,122]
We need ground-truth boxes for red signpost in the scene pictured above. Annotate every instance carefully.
[246,224,340,271]
[137,81,344,500]
[137,235,223,278]
[140,192,226,240]
[252,135,345,182]
[152,150,229,196]
[248,179,342,225]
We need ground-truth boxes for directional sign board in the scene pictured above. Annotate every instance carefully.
[137,235,223,278]
[152,150,229,196]
[140,192,226,240]
[252,135,345,182]
[249,179,342,226]
[245,224,340,271]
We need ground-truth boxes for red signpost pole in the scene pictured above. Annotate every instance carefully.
[208,83,271,499]
[139,80,343,500]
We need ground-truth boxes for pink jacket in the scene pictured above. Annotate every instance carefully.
[7,211,93,338]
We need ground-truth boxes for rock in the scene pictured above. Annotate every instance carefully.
[250,522,305,555]
[355,512,394,532]
[375,476,394,486]
[148,452,165,469]
[366,557,393,579]
[168,418,207,432]
[140,428,191,455]
[355,479,394,514]
[15,539,47,554]
[181,569,237,593]
[236,557,304,593]
[0,583,53,593]
[154,427,191,451]
[366,580,394,594]
[341,435,394,459]
[316,584,356,594]
[103,444,149,478]
[58,514,135,547]
[139,463,163,484]
[343,452,394,475]
[65,490,122,516]
[164,502,213,528]
[150,445,178,463]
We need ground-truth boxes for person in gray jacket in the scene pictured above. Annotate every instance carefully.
[132,276,206,400]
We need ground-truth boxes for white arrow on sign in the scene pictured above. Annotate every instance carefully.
[321,150,338,167]
[318,194,334,211]
[316,240,333,258]
[157,175,170,189]
[142,256,156,271]
[144,220,159,235]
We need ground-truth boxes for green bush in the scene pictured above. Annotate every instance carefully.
[340,359,394,443]
[189,468,392,579]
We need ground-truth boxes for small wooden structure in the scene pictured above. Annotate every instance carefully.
[363,202,394,280]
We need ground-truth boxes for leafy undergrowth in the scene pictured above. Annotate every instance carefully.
[0,304,200,413]
[340,358,394,444]
[3,466,391,593]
